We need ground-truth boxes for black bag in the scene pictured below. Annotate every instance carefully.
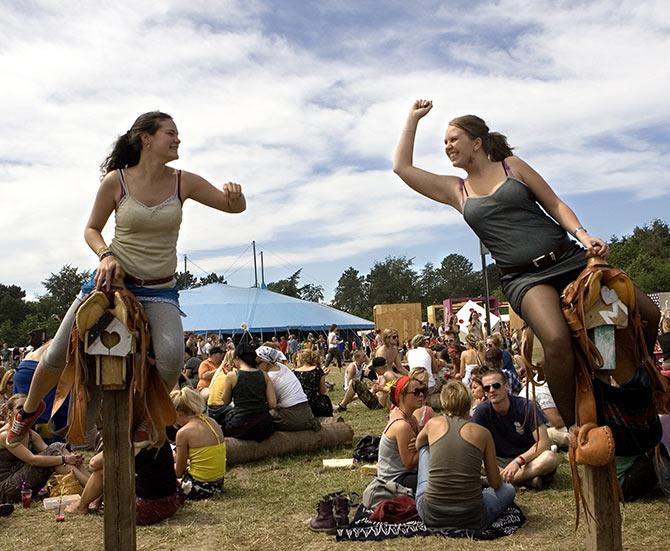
[593,367,662,456]
[353,435,380,463]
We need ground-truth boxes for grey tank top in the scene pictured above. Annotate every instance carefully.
[377,419,416,483]
[462,164,571,269]
[421,416,485,529]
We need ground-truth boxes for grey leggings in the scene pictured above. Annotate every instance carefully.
[42,295,184,388]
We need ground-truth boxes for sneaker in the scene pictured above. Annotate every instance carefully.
[133,418,153,449]
[6,401,46,448]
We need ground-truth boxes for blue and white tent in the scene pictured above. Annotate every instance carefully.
[179,283,373,334]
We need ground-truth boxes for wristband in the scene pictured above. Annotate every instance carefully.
[99,251,115,261]
[574,226,587,236]
[61,455,66,465]
[96,246,110,258]
[515,455,526,467]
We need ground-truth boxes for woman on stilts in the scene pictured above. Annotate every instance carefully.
[393,100,660,426]
[7,111,246,446]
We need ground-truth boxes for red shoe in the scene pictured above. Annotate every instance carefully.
[6,401,46,448]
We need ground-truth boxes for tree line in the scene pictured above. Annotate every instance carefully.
[1,219,668,346]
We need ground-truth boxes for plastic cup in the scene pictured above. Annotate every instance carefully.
[21,489,32,508]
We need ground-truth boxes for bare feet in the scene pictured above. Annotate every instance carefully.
[64,498,88,515]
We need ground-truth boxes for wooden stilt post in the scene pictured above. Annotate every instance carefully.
[86,317,137,551]
[582,323,622,551]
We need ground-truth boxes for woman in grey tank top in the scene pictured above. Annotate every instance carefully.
[393,100,660,428]
[415,381,515,529]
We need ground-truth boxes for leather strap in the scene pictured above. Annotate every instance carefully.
[124,274,175,287]
[498,238,574,275]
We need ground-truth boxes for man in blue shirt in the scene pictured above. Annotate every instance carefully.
[472,368,558,489]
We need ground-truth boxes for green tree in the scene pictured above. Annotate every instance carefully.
[608,219,670,292]
[37,265,91,320]
[196,273,227,287]
[267,270,302,298]
[435,254,480,298]
[175,271,198,290]
[332,267,369,318]
[417,262,440,308]
[299,283,325,303]
[0,284,31,326]
[366,256,420,310]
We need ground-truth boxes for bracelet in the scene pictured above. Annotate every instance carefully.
[96,246,110,259]
[61,455,66,465]
[515,455,526,467]
[99,251,115,261]
[574,226,587,236]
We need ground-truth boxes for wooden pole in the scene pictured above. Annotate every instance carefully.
[583,463,622,550]
[102,363,136,551]
[581,324,622,551]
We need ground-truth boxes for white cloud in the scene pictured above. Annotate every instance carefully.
[0,0,668,298]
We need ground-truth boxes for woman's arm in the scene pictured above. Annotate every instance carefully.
[458,352,467,379]
[29,429,47,453]
[180,171,246,213]
[415,420,431,449]
[318,373,328,395]
[264,372,277,409]
[222,371,236,406]
[85,173,126,290]
[0,434,79,468]
[481,428,503,489]
[390,421,419,468]
[506,156,609,257]
[393,100,463,209]
[173,429,189,477]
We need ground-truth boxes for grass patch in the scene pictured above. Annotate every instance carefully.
[4,371,667,550]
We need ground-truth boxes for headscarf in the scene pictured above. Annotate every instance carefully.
[392,375,411,406]
[255,345,287,364]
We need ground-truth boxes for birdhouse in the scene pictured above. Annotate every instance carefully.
[85,316,135,389]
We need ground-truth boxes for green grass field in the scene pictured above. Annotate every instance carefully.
[5,372,668,551]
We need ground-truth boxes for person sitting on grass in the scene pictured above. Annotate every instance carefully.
[255,345,321,432]
[171,387,226,500]
[485,341,522,395]
[369,356,401,409]
[0,394,89,503]
[216,342,277,442]
[334,351,383,412]
[520,365,569,449]
[362,376,427,508]
[65,441,181,525]
[293,350,333,418]
[472,369,558,489]
[197,346,224,400]
[415,380,515,529]
[468,370,487,415]
[375,329,409,376]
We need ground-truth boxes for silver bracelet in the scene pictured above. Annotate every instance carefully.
[574,226,587,236]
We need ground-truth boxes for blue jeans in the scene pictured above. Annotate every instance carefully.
[415,446,516,528]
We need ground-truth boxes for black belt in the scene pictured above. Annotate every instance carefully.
[498,238,573,275]
[125,274,175,286]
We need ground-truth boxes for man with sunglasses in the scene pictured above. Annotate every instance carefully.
[472,368,559,489]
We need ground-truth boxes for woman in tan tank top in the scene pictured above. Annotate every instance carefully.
[7,111,247,447]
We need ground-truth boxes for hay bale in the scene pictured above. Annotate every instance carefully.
[226,419,354,466]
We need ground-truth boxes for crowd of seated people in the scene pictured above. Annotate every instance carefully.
[1,315,666,534]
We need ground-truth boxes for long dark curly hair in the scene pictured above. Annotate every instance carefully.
[99,111,173,178]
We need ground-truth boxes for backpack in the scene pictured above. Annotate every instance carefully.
[353,435,380,463]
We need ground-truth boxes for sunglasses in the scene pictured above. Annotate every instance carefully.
[410,387,428,397]
[483,382,503,392]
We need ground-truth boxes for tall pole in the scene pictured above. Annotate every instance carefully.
[252,241,258,288]
[480,241,491,334]
[184,254,187,274]
[260,251,266,287]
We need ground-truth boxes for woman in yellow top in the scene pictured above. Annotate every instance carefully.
[171,387,226,500]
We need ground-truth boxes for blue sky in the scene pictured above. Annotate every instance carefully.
[1,0,669,301]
